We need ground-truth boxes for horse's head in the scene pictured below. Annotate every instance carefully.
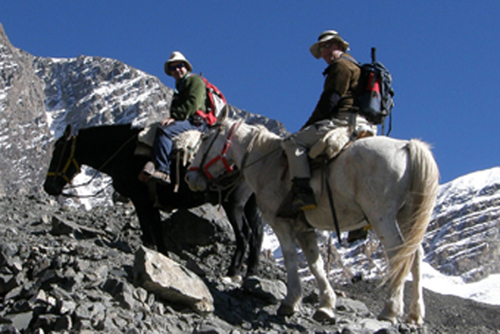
[185,117,240,192]
[43,124,81,195]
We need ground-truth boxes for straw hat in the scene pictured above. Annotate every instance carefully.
[309,30,350,59]
[164,51,193,76]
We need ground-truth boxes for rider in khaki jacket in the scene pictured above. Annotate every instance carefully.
[302,54,360,127]
[278,30,376,218]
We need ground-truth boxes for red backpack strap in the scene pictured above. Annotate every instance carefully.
[196,76,226,126]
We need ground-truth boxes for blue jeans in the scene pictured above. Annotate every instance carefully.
[153,119,207,174]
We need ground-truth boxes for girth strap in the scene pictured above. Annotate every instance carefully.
[324,167,342,245]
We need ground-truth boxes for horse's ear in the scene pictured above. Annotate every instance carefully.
[217,104,229,124]
[63,124,72,140]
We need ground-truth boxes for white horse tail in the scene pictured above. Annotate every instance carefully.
[386,139,440,289]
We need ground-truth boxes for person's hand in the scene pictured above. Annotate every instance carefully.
[160,118,175,126]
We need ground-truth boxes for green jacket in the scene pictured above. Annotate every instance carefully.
[304,53,360,127]
[170,74,207,120]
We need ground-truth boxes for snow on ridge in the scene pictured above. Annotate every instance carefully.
[40,54,169,135]
[49,57,76,63]
[438,167,500,197]
[433,167,500,213]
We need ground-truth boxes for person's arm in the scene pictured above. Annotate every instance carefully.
[303,91,341,128]
[302,61,351,128]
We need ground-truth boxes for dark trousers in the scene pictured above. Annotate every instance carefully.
[153,119,207,174]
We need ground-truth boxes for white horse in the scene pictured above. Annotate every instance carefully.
[186,111,439,325]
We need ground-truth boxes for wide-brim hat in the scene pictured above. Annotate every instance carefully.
[309,30,350,59]
[164,51,193,76]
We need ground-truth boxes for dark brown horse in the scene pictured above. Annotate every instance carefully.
[43,123,263,279]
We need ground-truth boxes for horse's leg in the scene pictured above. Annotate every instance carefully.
[369,216,406,324]
[295,226,336,321]
[131,196,166,254]
[378,272,404,324]
[272,220,302,316]
[407,244,424,325]
[244,194,263,277]
[222,194,248,280]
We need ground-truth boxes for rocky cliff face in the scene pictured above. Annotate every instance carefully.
[424,168,500,283]
[0,24,51,197]
[34,54,172,137]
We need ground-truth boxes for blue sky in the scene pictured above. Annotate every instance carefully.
[2,1,500,184]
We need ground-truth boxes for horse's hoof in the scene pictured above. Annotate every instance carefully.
[377,304,400,324]
[221,275,243,285]
[313,307,335,322]
[407,313,424,325]
[277,303,295,316]
[221,276,232,284]
[377,312,397,324]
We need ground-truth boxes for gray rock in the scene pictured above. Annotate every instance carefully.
[50,215,106,238]
[242,275,287,303]
[3,311,33,331]
[133,246,214,314]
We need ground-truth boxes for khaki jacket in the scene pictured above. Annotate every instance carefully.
[304,53,360,127]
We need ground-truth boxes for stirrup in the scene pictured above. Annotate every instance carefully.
[276,191,298,218]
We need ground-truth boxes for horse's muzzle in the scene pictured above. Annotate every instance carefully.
[43,178,65,196]
[185,170,207,192]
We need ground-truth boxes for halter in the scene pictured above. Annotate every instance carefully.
[46,131,137,198]
[189,121,242,180]
[46,135,81,183]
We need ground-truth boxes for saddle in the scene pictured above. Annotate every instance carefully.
[309,124,376,161]
[135,124,203,165]
[135,123,203,193]
[280,125,376,182]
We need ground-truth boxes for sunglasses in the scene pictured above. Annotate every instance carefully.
[169,63,185,71]
[319,42,334,53]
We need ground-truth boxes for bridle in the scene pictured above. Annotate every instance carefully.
[188,121,242,180]
[46,132,136,198]
[46,135,81,184]
[189,120,282,188]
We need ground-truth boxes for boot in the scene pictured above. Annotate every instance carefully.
[277,178,317,218]
[138,161,156,183]
[138,161,170,185]
[290,178,317,212]
[150,170,171,185]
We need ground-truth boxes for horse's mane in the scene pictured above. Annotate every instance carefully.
[78,123,135,132]
[77,123,140,138]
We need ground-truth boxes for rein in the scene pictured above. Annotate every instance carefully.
[47,133,137,198]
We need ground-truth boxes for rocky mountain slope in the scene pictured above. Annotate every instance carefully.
[1,22,500,333]
[1,195,499,333]
[424,168,500,283]
[0,24,50,197]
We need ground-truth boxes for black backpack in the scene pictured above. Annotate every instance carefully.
[344,48,395,134]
